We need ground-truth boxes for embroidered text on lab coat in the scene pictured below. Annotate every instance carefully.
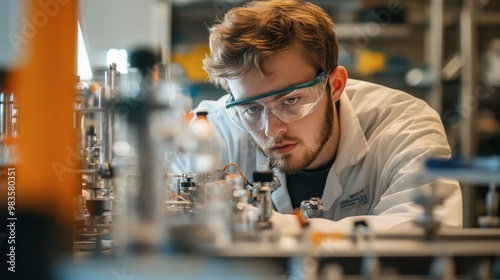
[339,188,369,210]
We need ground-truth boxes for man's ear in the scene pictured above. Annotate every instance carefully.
[328,66,348,102]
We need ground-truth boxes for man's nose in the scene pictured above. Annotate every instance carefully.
[264,110,287,138]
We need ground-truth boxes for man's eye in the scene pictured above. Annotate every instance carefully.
[283,97,299,105]
[243,105,263,114]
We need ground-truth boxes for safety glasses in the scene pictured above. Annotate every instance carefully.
[225,69,331,132]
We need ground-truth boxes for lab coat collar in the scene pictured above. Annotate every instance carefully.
[334,92,370,173]
[321,93,370,211]
[272,172,292,213]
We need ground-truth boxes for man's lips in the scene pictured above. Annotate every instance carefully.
[271,143,297,154]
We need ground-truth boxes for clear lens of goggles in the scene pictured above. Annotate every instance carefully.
[226,79,327,131]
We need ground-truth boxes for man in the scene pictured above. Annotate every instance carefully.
[173,0,462,233]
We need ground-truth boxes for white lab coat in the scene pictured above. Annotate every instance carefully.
[171,79,463,234]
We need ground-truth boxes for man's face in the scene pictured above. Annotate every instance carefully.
[227,49,335,173]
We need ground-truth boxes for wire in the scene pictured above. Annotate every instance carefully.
[222,162,249,185]
[269,161,276,170]
[170,192,187,201]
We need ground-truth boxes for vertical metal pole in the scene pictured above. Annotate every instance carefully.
[460,0,477,158]
[460,0,477,159]
[460,0,478,227]
[157,0,172,64]
[429,0,443,114]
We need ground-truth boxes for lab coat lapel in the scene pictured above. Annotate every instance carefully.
[322,93,369,212]
[334,93,370,172]
[271,172,293,213]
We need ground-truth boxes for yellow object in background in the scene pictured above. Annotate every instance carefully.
[356,49,387,76]
[173,43,211,82]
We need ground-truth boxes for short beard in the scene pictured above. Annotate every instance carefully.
[251,94,335,174]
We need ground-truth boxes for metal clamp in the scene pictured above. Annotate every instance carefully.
[300,197,325,219]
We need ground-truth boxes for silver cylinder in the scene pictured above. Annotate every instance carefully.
[101,64,118,165]
[0,92,5,138]
[0,92,14,140]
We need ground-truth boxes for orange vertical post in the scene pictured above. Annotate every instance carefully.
[4,0,79,271]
